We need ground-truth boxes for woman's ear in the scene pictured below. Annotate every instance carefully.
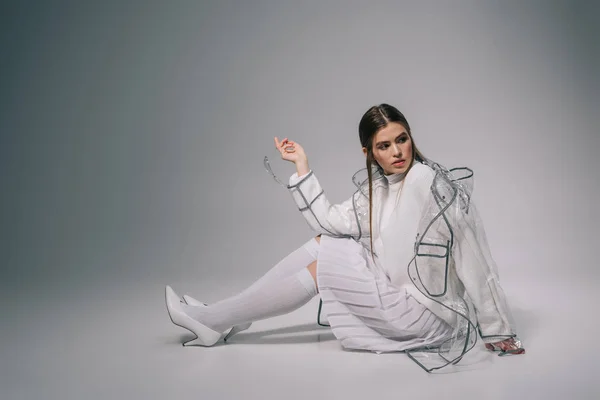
[362,147,368,157]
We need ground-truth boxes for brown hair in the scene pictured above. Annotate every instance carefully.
[358,104,426,257]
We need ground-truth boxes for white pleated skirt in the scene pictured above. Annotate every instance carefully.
[316,235,453,353]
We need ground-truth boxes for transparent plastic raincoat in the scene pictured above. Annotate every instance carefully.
[264,157,523,372]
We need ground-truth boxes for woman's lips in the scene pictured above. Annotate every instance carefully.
[392,160,406,166]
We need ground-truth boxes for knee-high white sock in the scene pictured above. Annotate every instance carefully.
[199,237,319,302]
[183,268,318,333]
[251,237,319,287]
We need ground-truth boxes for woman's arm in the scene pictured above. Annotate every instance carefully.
[274,137,364,237]
[288,171,363,236]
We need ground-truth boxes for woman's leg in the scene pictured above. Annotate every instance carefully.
[181,236,321,333]
[183,260,319,333]
[186,236,320,302]
[248,235,320,289]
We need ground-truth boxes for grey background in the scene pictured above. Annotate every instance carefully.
[1,1,598,399]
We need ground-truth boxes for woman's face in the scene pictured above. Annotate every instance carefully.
[364,122,413,175]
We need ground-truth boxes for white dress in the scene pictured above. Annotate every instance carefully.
[290,165,454,353]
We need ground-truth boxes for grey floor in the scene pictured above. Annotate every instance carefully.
[1,275,598,400]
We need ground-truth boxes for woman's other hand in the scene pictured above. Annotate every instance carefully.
[485,337,525,355]
[274,137,310,176]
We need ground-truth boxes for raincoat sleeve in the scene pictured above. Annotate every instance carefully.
[452,205,516,343]
[287,170,362,237]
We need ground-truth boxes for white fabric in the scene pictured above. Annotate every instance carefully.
[290,163,446,323]
[374,172,405,282]
[247,237,319,287]
[181,238,320,332]
[316,234,452,352]
[183,268,317,333]
[378,167,440,315]
[286,160,520,370]
[289,163,454,351]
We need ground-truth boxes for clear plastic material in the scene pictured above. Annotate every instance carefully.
[264,156,524,372]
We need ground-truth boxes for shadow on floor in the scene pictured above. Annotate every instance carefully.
[175,322,336,346]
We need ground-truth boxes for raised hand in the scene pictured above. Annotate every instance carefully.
[274,137,310,176]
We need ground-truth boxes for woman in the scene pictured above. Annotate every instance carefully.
[165,104,524,372]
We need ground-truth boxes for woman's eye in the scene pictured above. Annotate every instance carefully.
[378,144,389,150]
[397,137,407,143]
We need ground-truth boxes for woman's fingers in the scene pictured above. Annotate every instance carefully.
[486,338,525,355]
[274,137,284,154]
[274,137,304,162]
[275,137,288,149]
[275,137,297,155]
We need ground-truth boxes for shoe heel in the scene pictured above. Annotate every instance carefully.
[183,294,252,342]
[165,286,224,347]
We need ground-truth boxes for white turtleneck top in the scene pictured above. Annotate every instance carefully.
[289,163,458,325]
[374,164,435,306]
[290,162,433,291]
[372,172,405,279]
[378,172,405,232]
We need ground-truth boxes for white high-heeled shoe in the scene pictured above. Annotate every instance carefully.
[164,285,223,346]
[181,294,252,342]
